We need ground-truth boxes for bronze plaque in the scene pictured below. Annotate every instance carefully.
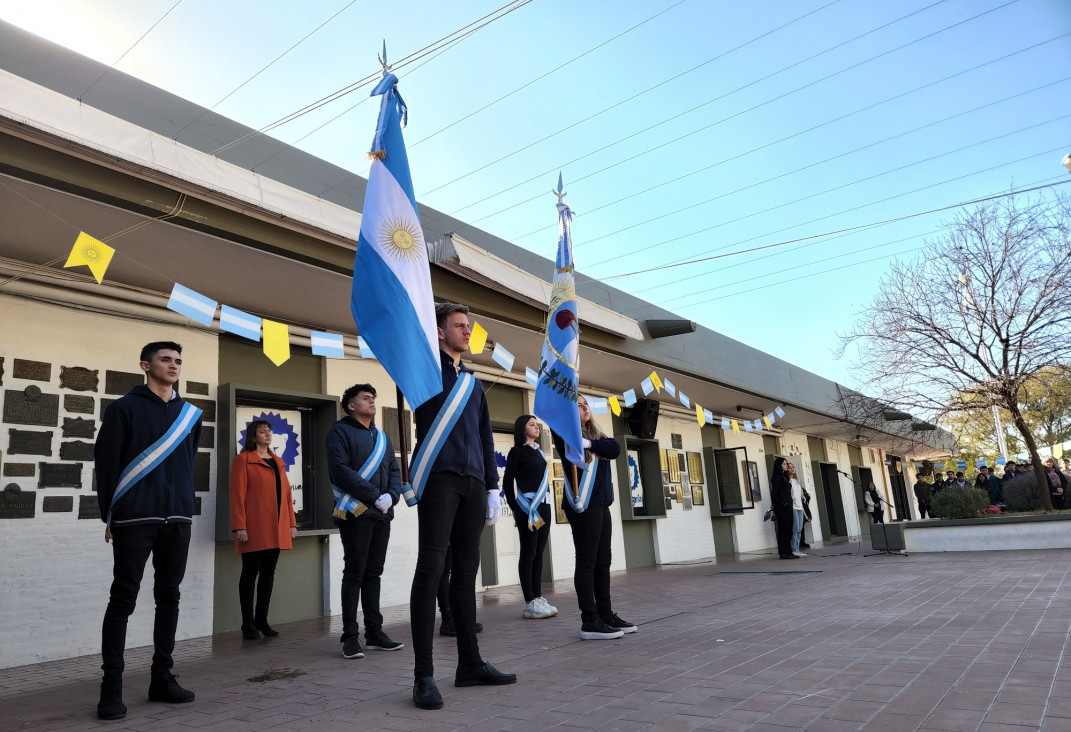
[105,370,144,396]
[60,441,95,461]
[61,417,96,439]
[199,425,214,449]
[3,386,60,426]
[39,463,83,488]
[186,398,216,423]
[8,429,53,456]
[64,395,95,414]
[59,366,99,392]
[194,452,210,492]
[3,462,34,477]
[12,359,50,382]
[43,496,73,512]
[381,407,412,453]
[185,381,209,396]
[78,495,101,520]
[1,484,35,518]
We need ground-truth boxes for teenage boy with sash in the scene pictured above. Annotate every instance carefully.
[407,302,517,710]
[94,341,203,720]
[326,383,403,660]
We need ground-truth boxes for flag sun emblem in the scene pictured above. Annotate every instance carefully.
[379,217,424,262]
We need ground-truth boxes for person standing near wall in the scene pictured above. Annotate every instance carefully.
[865,482,884,523]
[913,475,933,518]
[409,303,516,710]
[327,384,403,661]
[230,420,297,640]
[770,458,796,559]
[788,463,807,557]
[94,341,203,720]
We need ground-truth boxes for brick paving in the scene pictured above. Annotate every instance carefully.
[3,543,1071,731]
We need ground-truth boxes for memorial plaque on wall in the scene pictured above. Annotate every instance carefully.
[3,386,60,426]
[64,395,95,414]
[185,381,209,396]
[12,359,50,382]
[60,441,95,461]
[3,462,34,477]
[186,398,216,423]
[199,425,214,449]
[105,370,143,396]
[61,417,96,439]
[194,452,210,492]
[78,495,101,520]
[8,429,53,456]
[1,484,35,519]
[43,496,73,512]
[59,366,99,392]
[381,407,412,453]
[39,463,83,488]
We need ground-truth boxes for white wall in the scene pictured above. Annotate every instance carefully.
[721,430,771,554]
[649,411,716,563]
[0,295,219,668]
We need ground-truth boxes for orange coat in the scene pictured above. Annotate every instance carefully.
[230,451,296,554]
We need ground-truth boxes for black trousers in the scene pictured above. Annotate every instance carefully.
[872,507,884,523]
[336,517,391,639]
[917,501,930,519]
[101,522,191,682]
[410,473,486,679]
[514,503,551,603]
[565,504,613,624]
[773,505,794,557]
[238,548,280,624]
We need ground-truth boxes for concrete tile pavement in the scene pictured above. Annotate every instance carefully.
[3,543,1071,731]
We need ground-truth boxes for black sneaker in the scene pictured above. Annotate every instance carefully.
[580,619,624,640]
[147,673,195,703]
[601,613,637,634]
[365,631,404,651]
[97,681,126,720]
[342,636,364,659]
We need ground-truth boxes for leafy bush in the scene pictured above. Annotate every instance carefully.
[930,484,991,519]
[1002,474,1044,512]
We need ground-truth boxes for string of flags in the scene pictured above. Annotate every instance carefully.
[62,231,792,431]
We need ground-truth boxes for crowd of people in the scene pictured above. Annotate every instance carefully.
[912,458,1071,517]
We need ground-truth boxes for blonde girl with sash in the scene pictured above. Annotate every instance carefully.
[502,415,557,620]
[552,395,636,640]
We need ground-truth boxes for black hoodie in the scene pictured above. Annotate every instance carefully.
[95,384,202,527]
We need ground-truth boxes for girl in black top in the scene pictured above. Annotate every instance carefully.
[770,457,796,559]
[502,415,557,620]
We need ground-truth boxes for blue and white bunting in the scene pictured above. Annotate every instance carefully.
[753,419,763,432]
[775,406,785,418]
[640,377,654,396]
[219,305,261,341]
[623,389,637,407]
[588,397,608,414]
[491,342,515,371]
[721,417,731,430]
[310,331,345,358]
[679,392,690,408]
[744,420,753,432]
[167,283,217,327]
[663,379,676,397]
[704,409,714,425]
[357,336,376,360]
[525,366,539,386]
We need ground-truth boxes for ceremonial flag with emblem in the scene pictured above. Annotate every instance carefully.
[350,52,441,408]
[535,175,584,468]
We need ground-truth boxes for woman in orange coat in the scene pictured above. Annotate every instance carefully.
[230,420,297,640]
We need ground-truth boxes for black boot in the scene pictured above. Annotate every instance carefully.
[97,679,126,720]
[241,622,262,640]
[439,612,456,637]
[254,575,278,637]
[148,673,195,704]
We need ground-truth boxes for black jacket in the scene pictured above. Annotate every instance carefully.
[502,443,548,514]
[552,432,621,513]
[414,351,499,491]
[326,416,401,520]
[94,385,202,527]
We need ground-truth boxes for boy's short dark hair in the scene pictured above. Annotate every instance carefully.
[435,302,469,328]
[140,341,182,363]
[341,384,376,414]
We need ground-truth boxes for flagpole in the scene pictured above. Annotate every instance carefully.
[570,463,579,501]
[396,386,411,484]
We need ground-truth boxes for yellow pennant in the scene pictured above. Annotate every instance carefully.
[695,403,704,426]
[763,416,772,430]
[262,320,291,366]
[608,396,621,416]
[650,371,663,392]
[731,419,739,433]
[64,232,115,284]
[469,321,488,354]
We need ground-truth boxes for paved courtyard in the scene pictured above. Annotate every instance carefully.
[3,543,1071,731]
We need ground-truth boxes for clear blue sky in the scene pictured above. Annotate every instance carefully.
[4,0,1069,388]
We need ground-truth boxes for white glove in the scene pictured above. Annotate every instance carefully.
[374,494,392,513]
[485,489,502,526]
[582,438,592,449]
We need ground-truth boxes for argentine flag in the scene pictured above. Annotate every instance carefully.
[351,66,441,408]
[534,175,585,469]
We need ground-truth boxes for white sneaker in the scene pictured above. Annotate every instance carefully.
[522,600,541,619]
[793,551,807,557]
[536,597,558,617]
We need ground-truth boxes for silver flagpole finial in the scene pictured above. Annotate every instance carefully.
[553,172,567,203]
[378,40,391,74]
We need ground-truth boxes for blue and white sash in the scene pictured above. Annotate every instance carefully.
[332,428,388,518]
[403,372,475,507]
[105,401,202,541]
[516,455,550,530]
[563,457,599,513]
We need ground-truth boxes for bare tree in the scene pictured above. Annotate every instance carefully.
[840,193,1071,509]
